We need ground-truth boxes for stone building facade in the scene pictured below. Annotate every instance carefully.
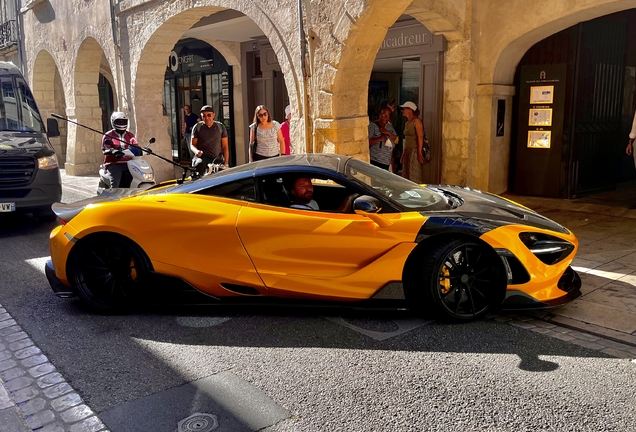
[18,0,636,192]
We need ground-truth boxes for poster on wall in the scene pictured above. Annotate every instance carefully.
[527,131,551,148]
[530,85,554,104]
[528,108,553,126]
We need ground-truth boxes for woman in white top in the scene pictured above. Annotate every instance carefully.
[249,105,286,162]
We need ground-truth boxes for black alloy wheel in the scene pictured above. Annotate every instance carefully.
[407,239,505,321]
[68,234,152,313]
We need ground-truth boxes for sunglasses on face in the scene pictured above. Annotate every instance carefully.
[257,112,268,118]
[202,113,214,118]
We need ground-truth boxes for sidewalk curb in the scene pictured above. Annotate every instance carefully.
[0,305,108,432]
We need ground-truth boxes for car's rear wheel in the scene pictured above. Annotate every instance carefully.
[406,238,505,321]
[68,234,152,313]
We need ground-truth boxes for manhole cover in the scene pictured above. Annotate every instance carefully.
[178,413,218,432]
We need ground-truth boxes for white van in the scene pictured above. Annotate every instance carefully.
[0,61,61,221]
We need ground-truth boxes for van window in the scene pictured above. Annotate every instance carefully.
[0,74,45,133]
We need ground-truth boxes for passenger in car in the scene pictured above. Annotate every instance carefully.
[289,177,359,213]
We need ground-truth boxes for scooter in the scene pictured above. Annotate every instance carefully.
[50,113,203,187]
[97,138,156,193]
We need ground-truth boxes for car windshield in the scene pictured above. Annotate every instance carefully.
[0,74,45,133]
[345,159,453,211]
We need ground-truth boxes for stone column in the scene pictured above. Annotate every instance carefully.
[313,116,370,161]
[474,84,515,194]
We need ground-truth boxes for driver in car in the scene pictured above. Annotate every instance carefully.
[289,177,358,213]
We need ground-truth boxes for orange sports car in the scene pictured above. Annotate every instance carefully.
[45,154,581,321]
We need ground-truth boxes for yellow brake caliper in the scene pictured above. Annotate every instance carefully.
[440,265,451,294]
[130,258,138,281]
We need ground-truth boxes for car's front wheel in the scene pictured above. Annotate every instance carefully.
[67,234,152,313]
[405,238,505,321]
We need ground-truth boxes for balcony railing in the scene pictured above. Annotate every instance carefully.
[0,20,18,50]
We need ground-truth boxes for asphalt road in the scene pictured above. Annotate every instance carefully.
[0,183,635,431]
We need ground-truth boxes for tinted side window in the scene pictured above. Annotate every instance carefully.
[197,178,255,202]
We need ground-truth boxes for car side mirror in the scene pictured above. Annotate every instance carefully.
[354,195,382,214]
[354,195,393,228]
[46,118,60,138]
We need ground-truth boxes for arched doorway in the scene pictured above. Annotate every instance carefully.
[68,37,115,175]
[510,9,636,199]
[367,16,447,182]
[31,50,67,165]
[132,5,298,181]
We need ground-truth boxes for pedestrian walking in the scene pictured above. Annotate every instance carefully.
[191,105,229,175]
[280,105,292,155]
[249,105,285,162]
[182,105,199,158]
[400,101,431,183]
[368,107,397,170]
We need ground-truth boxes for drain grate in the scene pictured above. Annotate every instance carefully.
[177,413,219,432]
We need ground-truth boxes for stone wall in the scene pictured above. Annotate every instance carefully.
[19,0,636,190]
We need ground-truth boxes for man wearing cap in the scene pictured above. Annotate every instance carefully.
[191,105,229,175]
[280,105,292,155]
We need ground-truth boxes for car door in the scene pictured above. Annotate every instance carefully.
[141,177,266,296]
[235,173,426,300]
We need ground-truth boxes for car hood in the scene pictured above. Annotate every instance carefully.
[0,131,49,157]
[426,185,569,234]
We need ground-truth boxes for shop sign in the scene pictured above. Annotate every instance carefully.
[380,26,433,50]
[166,48,216,74]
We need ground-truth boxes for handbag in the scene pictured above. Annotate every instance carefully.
[249,128,258,161]
[421,133,432,164]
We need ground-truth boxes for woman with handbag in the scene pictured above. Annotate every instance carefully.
[399,101,431,184]
[249,105,285,162]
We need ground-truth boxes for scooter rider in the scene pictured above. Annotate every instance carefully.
[102,112,141,188]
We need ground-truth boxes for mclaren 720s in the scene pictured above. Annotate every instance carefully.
[45,154,581,321]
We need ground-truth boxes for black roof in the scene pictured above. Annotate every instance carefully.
[169,154,354,194]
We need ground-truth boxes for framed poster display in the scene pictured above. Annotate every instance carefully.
[530,86,554,104]
[527,131,551,148]
[529,108,553,126]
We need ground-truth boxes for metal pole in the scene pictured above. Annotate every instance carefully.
[298,0,313,153]
[13,0,25,74]
[109,0,125,113]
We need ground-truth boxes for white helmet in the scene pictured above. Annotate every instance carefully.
[111,111,128,131]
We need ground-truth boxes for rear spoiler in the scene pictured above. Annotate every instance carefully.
[52,188,143,223]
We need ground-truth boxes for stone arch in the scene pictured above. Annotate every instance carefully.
[127,2,301,181]
[32,49,68,165]
[313,0,463,158]
[68,37,114,175]
[471,0,636,195]
[488,1,636,84]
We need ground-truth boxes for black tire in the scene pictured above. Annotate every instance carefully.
[67,234,152,313]
[405,238,505,321]
[35,206,57,223]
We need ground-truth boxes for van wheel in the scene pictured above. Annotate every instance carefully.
[35,206,57,222]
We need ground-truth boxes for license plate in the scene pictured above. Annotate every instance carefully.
[0,202,16,212]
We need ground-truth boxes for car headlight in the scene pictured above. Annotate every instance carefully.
[38,154,58,170]
[519,232,574,265]
[143,173,154,181]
